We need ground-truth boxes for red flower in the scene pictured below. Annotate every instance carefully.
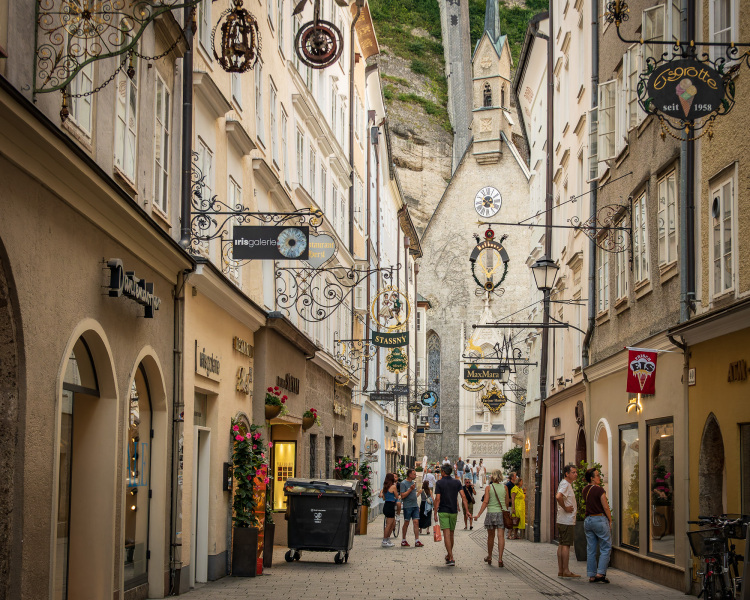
[267,387,273,392]
[274,386,280,391]
[282,395,288,401]
[281,398,286,403]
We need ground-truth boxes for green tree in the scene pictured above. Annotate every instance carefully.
[502,447,522,474]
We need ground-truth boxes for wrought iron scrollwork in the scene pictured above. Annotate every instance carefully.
[568,203,632,253]
[332,334,378,385]
[35,0,200,94]
[275,264,397,323]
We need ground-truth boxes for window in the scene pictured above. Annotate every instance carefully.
[270,83,278,166]
[625,45,643,130]
[268,0,275,30]
[255,62,264,144]
[620,424,640,549]
[332,185,338,232]
[321,166,328,215]
[354,175,364,226]
[309,147,317,198]
[483,83,492,107]
[643,2,680,64]
[711,175,734,295]
[615,221,629,299]
[710,0,736,60]
[648,419,675,559]
[741,424,750,514]
[281,109,289,185]
[231,73,242,108]
[68,63,93,134]
[296,128,304,186]
[309,434,317,477]
[598,80,616,163]
[588,107,598,181]
[633,192,650,284]
[293,16,302,73]
[339,188,346,242]
[416,310,421,332]
[197,0,211,52]
[115,54,139,182]
[576,149,584,222]
[596,244,609,312]
[657,170,678,266]
[227,177,242,283]
[272,441,296,511]
[153,75,171,213]
[331,87,338,136]
[278,0,285,54]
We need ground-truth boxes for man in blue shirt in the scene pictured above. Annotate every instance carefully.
[399,469,423,547]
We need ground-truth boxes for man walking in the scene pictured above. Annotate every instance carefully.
[434,464,469,566]
[399,469,424,547]
[456,457,465,483]
[555,464,580,578]
[423,468,436,490]
[442,456,450,466]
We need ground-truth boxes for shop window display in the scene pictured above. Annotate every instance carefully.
[648,420,675,559]
[619,424,639,549]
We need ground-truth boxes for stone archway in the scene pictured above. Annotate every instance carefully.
[0,236,22,599]
[698,414,725,516]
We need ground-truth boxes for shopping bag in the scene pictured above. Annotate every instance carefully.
[433,524,442,542]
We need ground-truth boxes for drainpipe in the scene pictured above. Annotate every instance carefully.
[680,0,696,323]
[403,235,411,466]
[413,262,419,466]
[179,8,195,249]
[364,112,373,392]
[533,0,554,544]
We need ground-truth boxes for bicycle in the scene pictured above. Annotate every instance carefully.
[383,509,401,538]
[687,514,748,599]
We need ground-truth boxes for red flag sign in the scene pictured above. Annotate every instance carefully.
[627,350,658,395]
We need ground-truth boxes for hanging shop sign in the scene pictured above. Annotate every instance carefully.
[407,401,423,414]
[370,391,395,403]
[276,373,300,395]
[462,362,486,392]
[463,366,505,380]
[236,366,252,395]
[371,286,410,331]
[421,391,439,407]
[646,59,725,121]
[386,348,407,374]
[481,384,507,413]
[106,259,162,318]
[233,226,309,260]
[432,413,440,427]
[390,384,409,395]
[232,336,254,357]
[195,342,221,382]
[469,228,510,292]
[371,330,409,348]
[626,349,658,395]
[306,233,337,268]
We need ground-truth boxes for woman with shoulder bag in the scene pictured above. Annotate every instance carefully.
[418,481,433,533]
[473,469,510,567]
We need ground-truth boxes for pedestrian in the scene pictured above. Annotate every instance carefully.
[583,468,612,583]
[456,456,466,483]
[434,464,469,566]
[505,472,517,539]
[443,456,450,465]
[555,464,580,578]
[472,460,479,485]
[418,480,433,534]
[462,478,476,530]
[464,462,471,482]
[473,469,509,567]
[479,459,486,486]
[399,468,423,547]
[423,467,436,491]
[422,453,428,471]
[511,476,526,540]
[379,473,400,547]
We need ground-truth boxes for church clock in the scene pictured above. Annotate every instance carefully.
[474,186,502,218]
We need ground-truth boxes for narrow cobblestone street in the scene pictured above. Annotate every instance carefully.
[180,523,687,599]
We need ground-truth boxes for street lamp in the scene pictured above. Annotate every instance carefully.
[531,257,560,292]
[498,366,511,384]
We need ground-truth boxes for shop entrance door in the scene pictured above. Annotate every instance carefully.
[550,436,565,542]
[191,427,210,585]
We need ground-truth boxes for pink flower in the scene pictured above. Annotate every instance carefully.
[235,434,244,442]
[268,442,273,448]
[233,425,240,432]
[253,445,257,450]
[363,478,368,482]
[261,453,266,459]
[354,472,359,476]
[246,474,253,480]
[263,477,270,485]
[254,432,261,440]
[246,433,252,440]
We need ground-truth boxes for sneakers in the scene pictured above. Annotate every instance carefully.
[415,540,424,547]
[401,540,410,547]
[382,540,394,547]
[446,560,456,566]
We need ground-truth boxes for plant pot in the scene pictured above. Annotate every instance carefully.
[232,526,260,577]
[265,404,282,420]
[574,520,587,562]
[263,522,275,568]
[358,506,368,535]
[302,415,315,430]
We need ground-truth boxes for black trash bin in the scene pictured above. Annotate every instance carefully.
[283,478,361,564]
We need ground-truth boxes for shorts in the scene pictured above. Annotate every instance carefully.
[438,512,458,531]
[465,502,475,513]
[383,501,396,519]
[403,506,420,521]
[484,511,505,530]
[558,523,575,546]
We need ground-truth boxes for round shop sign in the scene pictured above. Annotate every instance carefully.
[277,227,309,259]
[421,391,438,407]
[646,59,726,121]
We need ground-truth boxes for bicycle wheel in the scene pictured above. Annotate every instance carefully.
[393,518,401,538]
[703,573,716,600]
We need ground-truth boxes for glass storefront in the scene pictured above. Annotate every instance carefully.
[273,441,296,511]
[648,419,675,559]
[619,424,639,549]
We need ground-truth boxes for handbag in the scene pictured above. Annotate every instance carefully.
[491,484,514,529]
[433,523,442,542]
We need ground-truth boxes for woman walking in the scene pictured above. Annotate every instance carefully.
[472,460,479,485]
[479,459,486,486]
[474,469,509,567]
[462,478,476,530]
[379,473,399,547]
[511,477,527,540]
[583,468,612,583]
[418,481,433,534]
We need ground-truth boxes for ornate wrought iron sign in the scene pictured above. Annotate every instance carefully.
[480,384,507,413]
[371,331,409,348]
[463,366,505,380]
[371,285,410,331]
[212,0,261,73]
[421,391,439,407]
[469,228,509,293]
[462,362,485,392]
[306,233,336,268]
[386,347,407,374]
[293,0,343,69]
[233,226,309,260]
[407,401,423,414]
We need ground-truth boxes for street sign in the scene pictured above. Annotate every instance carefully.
[421,391,439,407]
[370,391,395,403]
[407,401,422,414]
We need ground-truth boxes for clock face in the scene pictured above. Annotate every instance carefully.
[474,187,502,218]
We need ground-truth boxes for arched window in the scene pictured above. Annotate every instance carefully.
[501,85,506,107]
[483,83,492,108]
[427,332,441,427]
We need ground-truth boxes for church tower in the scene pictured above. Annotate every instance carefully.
[471,0,514,164]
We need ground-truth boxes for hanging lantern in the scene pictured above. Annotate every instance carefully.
[212,0,262,73]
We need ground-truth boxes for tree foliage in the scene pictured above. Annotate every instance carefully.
[502,446,522,474]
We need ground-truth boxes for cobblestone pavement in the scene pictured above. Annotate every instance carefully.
[180,517,688,600]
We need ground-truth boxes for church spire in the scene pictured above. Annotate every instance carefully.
[484,0,501,43]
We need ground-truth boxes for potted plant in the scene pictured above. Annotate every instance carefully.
[334,456,357,479]
[230,419,270,577]
[572,459,603,562]
[357,461,372,535]
[263,500,275,569]
[265,387,288,420]
[301,407,320,431]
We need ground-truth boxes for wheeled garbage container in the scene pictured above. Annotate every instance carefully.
[283,478,361,564]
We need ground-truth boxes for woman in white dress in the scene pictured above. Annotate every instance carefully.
[473,461,480,485]
[479,459,486,486]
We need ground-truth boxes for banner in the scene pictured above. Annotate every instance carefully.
[626,349,658,395]
[371,330,409,347]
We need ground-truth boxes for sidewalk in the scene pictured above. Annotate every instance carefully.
[179,519,687,599]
